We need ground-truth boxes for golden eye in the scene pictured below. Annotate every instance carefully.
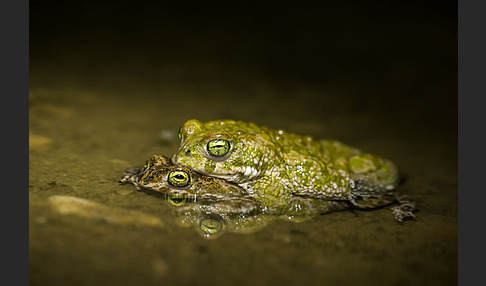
[168,170,191,188]
[166,192,186,206]
[207,139,230,157]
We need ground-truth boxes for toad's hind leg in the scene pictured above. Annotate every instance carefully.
[351,190,417,222]
[351,193,396,209]
[349,154,400,191]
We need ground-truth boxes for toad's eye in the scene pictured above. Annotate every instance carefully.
[166,192,186,206]
[168,170,191,188]
[206,139,231,158]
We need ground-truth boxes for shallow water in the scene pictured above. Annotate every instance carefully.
[29,3,457,286]
[28,83,457,285]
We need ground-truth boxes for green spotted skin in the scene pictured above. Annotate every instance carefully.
[173,119,400,208]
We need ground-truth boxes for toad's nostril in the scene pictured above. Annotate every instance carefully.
[185,150,191,155]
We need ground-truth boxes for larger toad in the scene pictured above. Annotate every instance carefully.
[172,119,415,221]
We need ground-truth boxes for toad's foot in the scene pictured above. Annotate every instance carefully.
[391,195,417,222]
[119,167,143,190]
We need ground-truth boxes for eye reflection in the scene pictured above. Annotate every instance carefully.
[166,192,186,206]
[199,216,224,237]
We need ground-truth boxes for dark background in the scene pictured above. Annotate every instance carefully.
[28,1,459,286]
[30,1,457,143]
[30,1,456,101]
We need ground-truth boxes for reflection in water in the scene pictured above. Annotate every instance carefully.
[120,154,414,239]
[167,194,351,239]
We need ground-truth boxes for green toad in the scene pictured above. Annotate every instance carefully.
[173,119,415,221]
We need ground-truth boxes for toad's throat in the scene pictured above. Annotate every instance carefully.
[195,166,262,184]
